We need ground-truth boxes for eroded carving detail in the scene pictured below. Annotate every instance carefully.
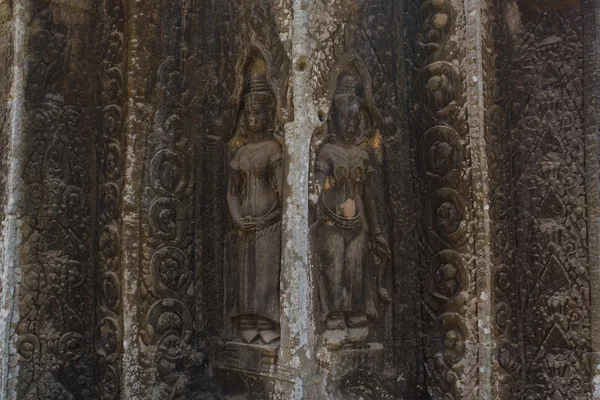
[138,1,204,398]
[410,0,475,398]
[94,1,127,398]
[225,57,283,346]
[311,67,391,351]
[510,9,591,399]
[15,3,97,397]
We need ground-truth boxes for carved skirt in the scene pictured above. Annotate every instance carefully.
[311,216,371,320]
[225,221,282,324]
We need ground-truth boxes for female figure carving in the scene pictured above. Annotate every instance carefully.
[227,69,283,345]
[311,69,390,350]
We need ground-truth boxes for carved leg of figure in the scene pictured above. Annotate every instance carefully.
[239,315,259,344]
[256,317,280,344]
[322,312,347,350]
[346,313,368,348]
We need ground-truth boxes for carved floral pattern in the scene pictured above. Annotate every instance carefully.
[510,9,592,399]
[411,0,475,398]
[94,1,127,398]
[137,1,203,398]
[15,4,97,398]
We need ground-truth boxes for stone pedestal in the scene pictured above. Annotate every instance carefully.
[215,342,293,383]
[316,343,386,397]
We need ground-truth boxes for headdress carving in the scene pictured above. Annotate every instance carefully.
[335,68,362,98]
[245,57,274,106]
[328,67,365,144]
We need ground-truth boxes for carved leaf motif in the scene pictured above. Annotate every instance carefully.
[36,296,64,338]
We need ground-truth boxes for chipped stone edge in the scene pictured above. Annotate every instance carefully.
[120,6,146,399]
[463,0,494,398]
[274,0,318,398]
[0,0,27,398]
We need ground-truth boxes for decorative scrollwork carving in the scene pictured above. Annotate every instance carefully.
[14,3,97,394]
[94,1,127,398]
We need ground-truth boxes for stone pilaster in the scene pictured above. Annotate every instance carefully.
[94,0,127,398]
[0,0,15,397]
[121,1,203,398]
[500,2,592,398]
[274,0,317,397]
[1,0,101,398]
[409,0,499,397]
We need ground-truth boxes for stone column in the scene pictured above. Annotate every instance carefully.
[409,0,498,398]
[94,0,127,398]
[0,0,16,397]
[0,0,101,398]
[494,2,593,398]
[122,1,202,398]
[119,1,150,397]
[275,0,317,397]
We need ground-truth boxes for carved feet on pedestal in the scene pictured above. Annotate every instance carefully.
[321,312,369,350]
[238,315,280,345]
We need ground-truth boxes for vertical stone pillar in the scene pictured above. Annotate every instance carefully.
[275,0,317,398]
[0,0,101,398]
[465,0,494,395]
[410,0,497,397]
[94,0,127,398]
[0,0,15,397]
[119,1,152,396]
[122,1,201,398]
[500,2,592,398]
[483,1,514,399]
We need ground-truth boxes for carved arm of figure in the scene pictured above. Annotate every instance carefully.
[363,169,388,251]
[311,169,328,206]
[227,172,256,232]
[363,168,392,303]
[310,149,330,207]
[271,152,284,203]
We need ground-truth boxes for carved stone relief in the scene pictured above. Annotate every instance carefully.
[408,0,477,398]
[136,1,203,398]
[0,0,598,399]
[94,1,127,398]
[221,55,284,375]
[508,6,592,399]
[304,1,420,396]
[195,0,291,348]
[193,0,292,394]
[12,1,98,398]
[225,57,283,346]
[310,67,391,351]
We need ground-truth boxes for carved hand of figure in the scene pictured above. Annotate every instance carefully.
[373,232,393,303]
[374,233,390,255]
[234,216,257,232]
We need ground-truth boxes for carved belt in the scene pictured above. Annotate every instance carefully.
[253,206,282,231]
[318,198,363,229]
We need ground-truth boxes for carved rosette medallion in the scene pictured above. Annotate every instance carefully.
[137,1,201,398]
[411,0,475,398]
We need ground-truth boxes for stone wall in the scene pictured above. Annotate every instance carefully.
[0,0,598,399]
